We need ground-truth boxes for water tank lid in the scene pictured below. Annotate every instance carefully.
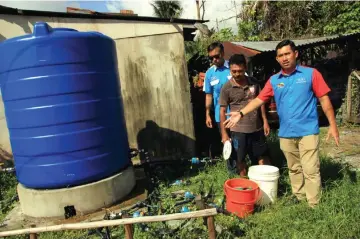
[34,22,78,37]
[0,22,112,74]
[0,22,108,45]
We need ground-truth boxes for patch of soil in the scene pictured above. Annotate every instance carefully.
[341,155,360,169]
[320,126,360,168]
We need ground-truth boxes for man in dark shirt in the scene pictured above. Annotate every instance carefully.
[219,54,271,177]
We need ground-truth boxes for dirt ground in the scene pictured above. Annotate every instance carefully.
[319,126,360,169]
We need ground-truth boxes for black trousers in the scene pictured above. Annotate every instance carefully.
[231,130,269,165]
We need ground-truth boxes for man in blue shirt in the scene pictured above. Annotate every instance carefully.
[224,40,339,207]
[203,42,232,129]
[203,42,236,171]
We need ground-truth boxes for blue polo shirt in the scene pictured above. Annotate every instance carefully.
[258,65,330,138]
[203,61,231,123]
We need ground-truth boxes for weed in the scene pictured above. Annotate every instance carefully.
[0,171,17,220]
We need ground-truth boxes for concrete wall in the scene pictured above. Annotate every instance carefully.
[0,14,195,161]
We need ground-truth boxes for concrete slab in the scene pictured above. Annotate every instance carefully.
[0,167,149,232]
[0,175,148,232]
[17,166,136,218]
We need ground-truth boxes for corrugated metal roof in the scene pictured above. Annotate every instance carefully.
[231,32,360,52]
[0,5,208,25]
[222,41,260,59]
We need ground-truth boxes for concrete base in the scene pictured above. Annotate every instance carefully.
[17,166,136,218]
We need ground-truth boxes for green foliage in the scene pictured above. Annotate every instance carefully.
[237,0,268,40]
[133,153,359,239]
[243,165,360,239]
[150,1,183,18]
[186,1,359,61]
[238,21,260,41]
[236,1,321,40]
[187,1,359,55]
[322,2,360,34]
[0,172,17,219]
[185,28,237,60]
[214,28,236,41]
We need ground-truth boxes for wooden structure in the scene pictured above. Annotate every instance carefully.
[0,208,218,239]
[346,71,360,123]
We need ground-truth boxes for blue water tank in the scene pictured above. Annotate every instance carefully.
[0,22,130,189]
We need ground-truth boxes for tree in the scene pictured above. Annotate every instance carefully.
[185,1,360,62]
[237,1,316,40]
[151,1,183,19]
[235,1,360,41]
[198,0,207,21]
[320,2,360,35]
[185,27,237,60]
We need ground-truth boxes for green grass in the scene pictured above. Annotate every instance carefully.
[0,170,17,221]
[1,131,360,238]
[127,156,359,239]
[242,162,360,239]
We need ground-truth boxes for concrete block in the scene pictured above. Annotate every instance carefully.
[17,166,136,218]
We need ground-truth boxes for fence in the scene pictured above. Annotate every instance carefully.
[346,71,360,123]
[0,208,218,239]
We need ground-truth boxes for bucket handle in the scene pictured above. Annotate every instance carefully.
[224,187,261,205]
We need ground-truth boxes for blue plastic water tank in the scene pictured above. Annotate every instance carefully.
[0,22,130,189]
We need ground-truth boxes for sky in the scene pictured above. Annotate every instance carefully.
[0,0,242,32]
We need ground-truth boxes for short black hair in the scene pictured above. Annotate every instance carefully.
[229,54,247,66]
[207,42,224,53]
[275,39,296,52]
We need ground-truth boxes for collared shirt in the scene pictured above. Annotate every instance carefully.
[203,60,231,122]
[258,65,331,138]
[219,77,263,133]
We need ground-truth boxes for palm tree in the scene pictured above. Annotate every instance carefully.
[151,1,183,19]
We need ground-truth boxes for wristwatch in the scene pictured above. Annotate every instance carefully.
[239,110,244,117]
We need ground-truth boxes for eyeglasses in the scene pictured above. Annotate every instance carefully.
[231,70,245,74]
[209,54,221,61]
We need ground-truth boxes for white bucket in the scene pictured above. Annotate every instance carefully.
[248,165,280,205]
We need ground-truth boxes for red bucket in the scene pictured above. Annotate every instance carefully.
[224,178,260,218]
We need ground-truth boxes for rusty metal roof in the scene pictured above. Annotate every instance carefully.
[222,41,260,59]
[231,32,360,52]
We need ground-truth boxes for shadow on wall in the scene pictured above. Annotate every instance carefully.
[3,17,33,34]
[0,34,6,42]
[137,120,195,163]
[0,147,13,168]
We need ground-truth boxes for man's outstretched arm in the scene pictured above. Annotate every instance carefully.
[224,98,266,128]
[224,79,274,128]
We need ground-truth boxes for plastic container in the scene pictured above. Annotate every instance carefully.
[0,22,130,189]
[224,178,260,218]
[248,165,280,205]
[181,206,190,213]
